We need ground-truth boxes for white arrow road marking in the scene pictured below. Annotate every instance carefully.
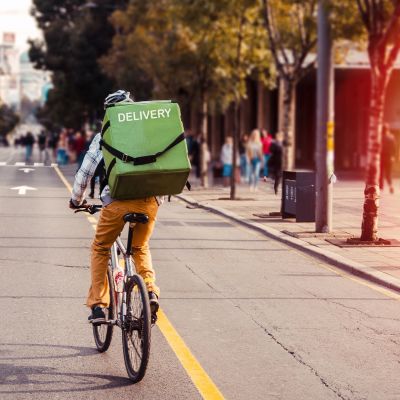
[0,162,6,166]
[19,168,35,174]
[11,186,37,195]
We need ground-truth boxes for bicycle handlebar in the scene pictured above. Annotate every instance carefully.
[74,204,102,215]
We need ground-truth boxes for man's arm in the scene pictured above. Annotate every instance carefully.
[70,133,103,206]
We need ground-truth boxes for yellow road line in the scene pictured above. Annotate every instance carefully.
[54,165,73,192]
[54,166,225,399]
[157,309,225,400]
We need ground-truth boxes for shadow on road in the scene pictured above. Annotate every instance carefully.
[0,343,133,394]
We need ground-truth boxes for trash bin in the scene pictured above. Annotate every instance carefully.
[281,170,315,222]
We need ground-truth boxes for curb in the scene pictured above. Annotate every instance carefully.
[176,194,400,294]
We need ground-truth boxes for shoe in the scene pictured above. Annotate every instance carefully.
[148,292,159,315]
[390,186,394,194]
[88,306,106,324]
[88,192,94,199]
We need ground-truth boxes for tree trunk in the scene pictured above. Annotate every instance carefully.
[360,70,387,241]
[281,78,296,170]
[200,97,208,187]
[230,101,240,200]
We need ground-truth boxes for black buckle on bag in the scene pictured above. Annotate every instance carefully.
[121,153,129,162]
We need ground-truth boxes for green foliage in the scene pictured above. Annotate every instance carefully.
[103,0,273,115]
[29,0,120,129]
[0,103,19,137]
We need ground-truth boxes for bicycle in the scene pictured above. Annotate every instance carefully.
[75,204,153,383]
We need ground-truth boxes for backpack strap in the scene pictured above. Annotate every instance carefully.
[100,132,185,166]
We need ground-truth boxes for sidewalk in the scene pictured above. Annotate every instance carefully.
[177,175,400,293]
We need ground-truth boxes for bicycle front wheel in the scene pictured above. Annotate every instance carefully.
[122,274,151,383]
[92,267,114,352]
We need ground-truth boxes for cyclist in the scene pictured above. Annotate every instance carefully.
[69,90,161,323]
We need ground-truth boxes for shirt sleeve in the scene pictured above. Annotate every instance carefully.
[71,133,103,205]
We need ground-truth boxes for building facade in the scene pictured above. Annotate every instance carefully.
[186,51,400,173]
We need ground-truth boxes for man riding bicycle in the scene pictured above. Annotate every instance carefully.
[69,90,160,323]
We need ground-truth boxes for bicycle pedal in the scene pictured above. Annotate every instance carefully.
[89,318,107,325]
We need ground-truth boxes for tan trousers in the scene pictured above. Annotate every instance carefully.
[86,197,159,308]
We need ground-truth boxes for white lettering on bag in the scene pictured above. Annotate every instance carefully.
[117,108,173,123]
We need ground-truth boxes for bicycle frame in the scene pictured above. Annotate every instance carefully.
[110,223,137,327]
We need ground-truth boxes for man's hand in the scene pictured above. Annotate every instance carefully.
[69,199,87,209]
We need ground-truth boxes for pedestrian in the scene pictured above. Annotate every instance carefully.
[220,136,238,187]
[189,133,201,179]
[57,129,68,165]
[267,132,284,195]
[38,130,49,163]
[380,124,396,194]
[48,131,59,162]
[239,134,249,182]
[24,131,34,163]
[261,129,272,178]
[185,129,194,156]
[246,129,263,192]
[67,129,76,163]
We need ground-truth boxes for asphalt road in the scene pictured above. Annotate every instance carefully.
[1,146,400,400]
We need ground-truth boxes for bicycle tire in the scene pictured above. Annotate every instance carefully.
[122,274,151,383]
[93,267,114,352]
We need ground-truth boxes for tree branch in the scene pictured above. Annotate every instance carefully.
[356,0,370,30]
[261,0,286,78]
[379,0,400,51]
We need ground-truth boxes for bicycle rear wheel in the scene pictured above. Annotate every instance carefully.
[122,274,151,383]
[93,267,114,352]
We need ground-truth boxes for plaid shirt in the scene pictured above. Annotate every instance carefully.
[71,133,164,206]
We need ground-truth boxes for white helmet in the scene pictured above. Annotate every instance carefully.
[104,90,134,108]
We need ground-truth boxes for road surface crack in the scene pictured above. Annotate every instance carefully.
[183,263,218,292]
[233,303,352,400]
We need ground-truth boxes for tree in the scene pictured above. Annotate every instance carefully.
[261,0,317,170]
[355,1,400,241]
[209,1,272,199]
[103,0,272,189]
[29,0,122,129]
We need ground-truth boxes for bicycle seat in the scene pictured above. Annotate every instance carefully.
[123,213,149,224]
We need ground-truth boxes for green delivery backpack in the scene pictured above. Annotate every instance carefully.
[100,100,191,200]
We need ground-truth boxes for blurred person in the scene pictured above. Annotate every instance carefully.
[239,134,249,182]
[67,129,76,163]
[57,129,68,165]
[220,136,239,187]
[266,132,284,195]
[190,133,201,179]
[24,131,34,163]
[185,129,194,155]
[38,130,49,163]
[48,131,59,162]
[261,129,272,177]
[246,129,263,192]
[380,124,396,194]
